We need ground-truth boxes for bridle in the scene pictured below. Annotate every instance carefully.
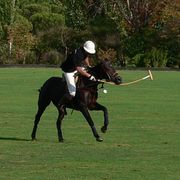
[78,61,119,89]
[99,63,119,82]
[106,72,119,81]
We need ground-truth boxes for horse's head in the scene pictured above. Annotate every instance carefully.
[94,60,122,85]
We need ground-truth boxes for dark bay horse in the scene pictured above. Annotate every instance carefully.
[31,60,122,142]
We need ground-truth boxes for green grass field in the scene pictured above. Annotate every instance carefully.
[0,68,180,180]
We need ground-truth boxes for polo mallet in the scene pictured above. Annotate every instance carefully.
[99,70,153,86]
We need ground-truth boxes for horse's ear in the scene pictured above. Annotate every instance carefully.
[97,58,110,65]
[104,58,111,63]
[100,58,109,63]
[103,59,112,64]
[96,58,104,65]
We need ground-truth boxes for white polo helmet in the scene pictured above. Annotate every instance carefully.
[83,40,96,54]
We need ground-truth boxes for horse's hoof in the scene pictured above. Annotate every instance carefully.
[32,138,37,141]
[101,126,107,133]
[96,137,103,142]
[59,139,64,143]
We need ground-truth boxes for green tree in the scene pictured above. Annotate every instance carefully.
[16,0,65,64]
[0,0,12,25]
[0,0,17,63]
[64,0,88,29]
[7,14,35,64]
[102,0,177,67]
[160,0,180,67]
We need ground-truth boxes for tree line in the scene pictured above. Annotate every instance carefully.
[0,0,179,67]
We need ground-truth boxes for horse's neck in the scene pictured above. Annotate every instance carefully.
[76,76,97,90]
[89,66,100,78]
[76,65,101,89]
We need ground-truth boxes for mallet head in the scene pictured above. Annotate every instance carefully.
[148,70,153,80]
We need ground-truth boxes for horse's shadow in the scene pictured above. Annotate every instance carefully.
[0,136,31,142]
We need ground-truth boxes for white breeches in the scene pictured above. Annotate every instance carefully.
[64,71,77,97]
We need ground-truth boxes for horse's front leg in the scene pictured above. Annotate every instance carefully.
[90,103,108,133]
[79,104,103,142]
[56,109,65,142]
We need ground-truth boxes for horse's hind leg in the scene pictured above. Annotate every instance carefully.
[56,110,65,142]
[31,101,49,141]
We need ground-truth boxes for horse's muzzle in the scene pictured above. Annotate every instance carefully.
[114,76,122,85]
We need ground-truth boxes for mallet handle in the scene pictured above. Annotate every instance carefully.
[142,75,150,80]
[98,70,153,86]
[119,76,149,86]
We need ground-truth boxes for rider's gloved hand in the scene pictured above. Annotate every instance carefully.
[89,75,96,81]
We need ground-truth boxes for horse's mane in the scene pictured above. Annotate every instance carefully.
[76,63,103,90]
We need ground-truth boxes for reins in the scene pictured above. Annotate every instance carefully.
[77,79,104,92]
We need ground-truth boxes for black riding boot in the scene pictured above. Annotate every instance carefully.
[57,93,73,112]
